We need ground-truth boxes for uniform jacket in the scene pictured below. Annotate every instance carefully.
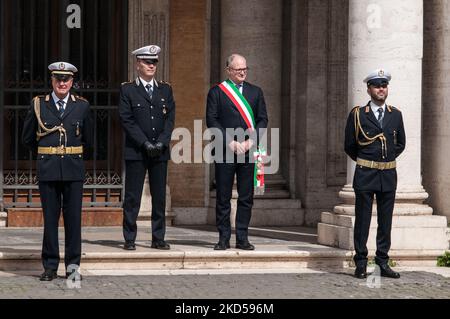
[206,81,268,160]
[119,78,175,161]
[22,93,93,181]
[344,102,406,192]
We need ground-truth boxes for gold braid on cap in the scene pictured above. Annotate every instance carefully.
[353,106,387,159]
[33,96,68,147]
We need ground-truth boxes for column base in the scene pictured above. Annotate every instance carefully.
[0,212,6,227]
[318,213,448,250]
[318,186,449,252]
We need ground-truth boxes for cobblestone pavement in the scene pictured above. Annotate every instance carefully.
[0,268,449,299]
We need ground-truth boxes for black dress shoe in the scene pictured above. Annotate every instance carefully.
[151,240,170,250]
[378,264,400,279]
[354,265,367,279]
[214,240,230,250]
[124,241,136,250]
[235,241,255,250]
[40,269,57,281]
[66,270,83,281]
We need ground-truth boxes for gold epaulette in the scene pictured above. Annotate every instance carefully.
[387,105,401,112]
[159,80,171,86]
[351,106,359,113]
[33,95,44,101]
[75,95,88,102]
[121,81,132,86]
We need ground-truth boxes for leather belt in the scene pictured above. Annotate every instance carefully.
[356,158,396,170]
[37,146,83,155]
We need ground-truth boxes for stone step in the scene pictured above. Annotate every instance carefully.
[207,197,304,226]
[5,208,124,227]
[2,208,174,228]
[0,226,445,272]
[212,174,289,191]
[211,189,291,199]
[0,248,444,272]
[209,198,301,209]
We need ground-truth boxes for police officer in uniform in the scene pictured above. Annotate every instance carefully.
[119,45,175,250]
[344,69,406,279]
[22,62,93,281]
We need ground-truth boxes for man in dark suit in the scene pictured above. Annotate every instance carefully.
[206,54,268,251]
[119,45,175,250]
[22,62,93,281]
[344,69,406,279]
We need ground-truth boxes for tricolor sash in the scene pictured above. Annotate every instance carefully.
[218,80,255,131]
[218,79,265,194]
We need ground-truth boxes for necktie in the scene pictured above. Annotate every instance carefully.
[236,84,242,92]
[57,100,65,116]
[377,107,383,128]
[146,84,153,99]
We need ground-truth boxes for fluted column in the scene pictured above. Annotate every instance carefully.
[340,0,429,213]
[422,0,450,221]
[318,0,448,253]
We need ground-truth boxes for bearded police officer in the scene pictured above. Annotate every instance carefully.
[344,69,406,279]
[22,62,93,281]
[119,45,175,250]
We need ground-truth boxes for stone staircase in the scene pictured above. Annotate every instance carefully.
[208,174,304,226]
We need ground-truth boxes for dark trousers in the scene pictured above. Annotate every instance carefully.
[354,190,396,267]
[215,162,254,243]
[39,181,83,271]
[123,160,167,242]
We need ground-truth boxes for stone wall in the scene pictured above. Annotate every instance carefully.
[168,0,210,223]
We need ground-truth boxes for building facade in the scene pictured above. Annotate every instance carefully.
[1,0,449,234]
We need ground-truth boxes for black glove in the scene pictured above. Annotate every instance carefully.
[154,142,165,156]
[143,141,158,157]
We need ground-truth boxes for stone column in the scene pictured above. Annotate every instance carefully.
[422,1,450,221]
[220,0,282,157]
[318,0,448,256]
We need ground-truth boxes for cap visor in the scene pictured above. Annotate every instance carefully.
[52,71,74,75]
[368,79,388,86]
